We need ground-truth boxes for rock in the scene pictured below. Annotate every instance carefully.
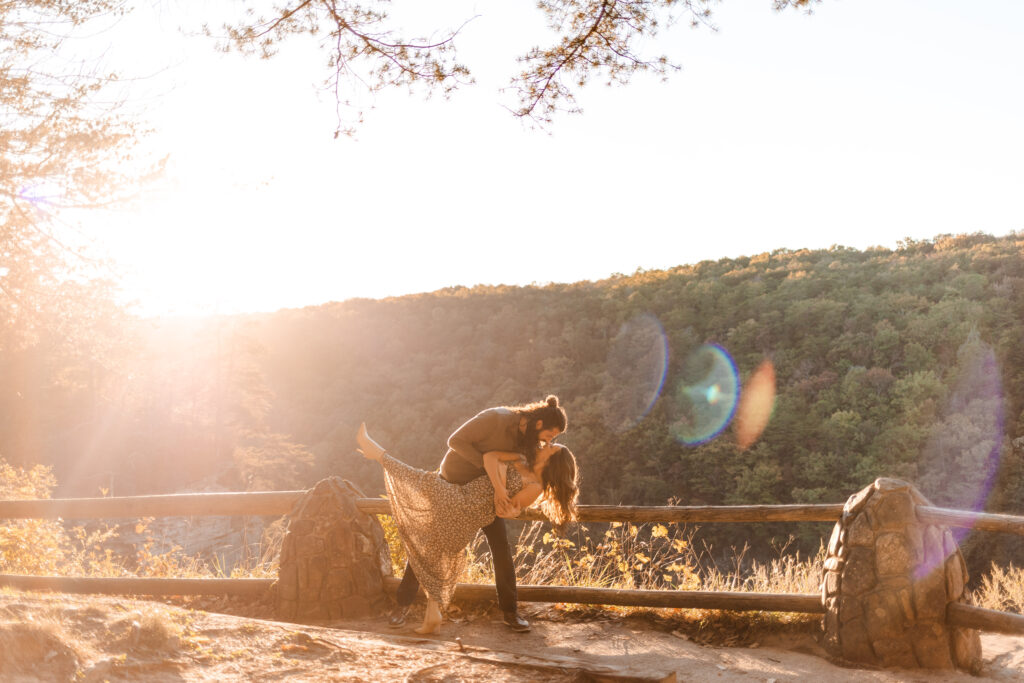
[922,525,945,571]
[871,636,918,669]
[951,627,983,674]
[874,478,910,493]
[827,525,842,556]
[823,569,839,593]
[862,590,908,643]
[875,533,913,577]
[910,621,954,669]
[838,618,874,662]
[945,553,965,601]
[820,479,979,673]
[274,477,392,623]
[847,513,874,547]
[840,547,876,597]
[912,568,947,621]
[844,486,874,518]
[869,491,915,530]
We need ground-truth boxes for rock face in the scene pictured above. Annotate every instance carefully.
[821,477,981,673]
[274,477,392,622]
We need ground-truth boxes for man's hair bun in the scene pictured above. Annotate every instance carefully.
[546,395,559,407]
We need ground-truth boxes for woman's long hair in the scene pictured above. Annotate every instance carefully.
[538,445,579,531]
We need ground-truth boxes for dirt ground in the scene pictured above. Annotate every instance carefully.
[2,590,1024,682]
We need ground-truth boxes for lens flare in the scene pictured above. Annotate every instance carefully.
[911,334,1004,582]
[734,360,776,450]
[670,344,739,446]
[18,183,63,208]
[602,313,669,433]
[919,335,1003,535]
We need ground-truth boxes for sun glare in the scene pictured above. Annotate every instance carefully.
[105,181,316,317]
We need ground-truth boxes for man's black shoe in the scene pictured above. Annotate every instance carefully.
[503,610,530,632]
[388,604,411,628]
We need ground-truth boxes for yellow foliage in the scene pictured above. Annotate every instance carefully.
[376,508,406,576]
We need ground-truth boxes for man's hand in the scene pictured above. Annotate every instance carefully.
[494,490,519,518]
[497,501,522,519]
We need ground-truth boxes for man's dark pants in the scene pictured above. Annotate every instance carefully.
[394,516,516,612]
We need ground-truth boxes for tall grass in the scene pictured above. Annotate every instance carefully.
[973,563,1024,614]
[459,521,824,628]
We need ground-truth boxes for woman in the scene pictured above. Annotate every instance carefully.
[357,423,579,634]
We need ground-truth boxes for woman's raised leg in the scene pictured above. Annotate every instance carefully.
[356,422,387,461]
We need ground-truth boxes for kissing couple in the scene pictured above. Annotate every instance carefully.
[356,395,579,635]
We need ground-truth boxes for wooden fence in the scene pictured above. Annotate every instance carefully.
[2,492,1024,635]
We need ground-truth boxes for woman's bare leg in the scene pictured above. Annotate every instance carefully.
[359,424,438,633]
[356,422,387,462]
[414,598,442,635]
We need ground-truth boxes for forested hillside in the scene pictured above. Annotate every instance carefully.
[4,232,1024,569]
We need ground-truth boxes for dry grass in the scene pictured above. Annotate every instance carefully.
[973,562,1024,613]
[438,521,827,641]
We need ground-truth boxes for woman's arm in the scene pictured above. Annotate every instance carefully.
[510,482,543,511]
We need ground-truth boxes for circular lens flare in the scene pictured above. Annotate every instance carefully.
[918,335,1003,549]
[671,344,739,446]
[602,313,669,433]
[734,360,776,451]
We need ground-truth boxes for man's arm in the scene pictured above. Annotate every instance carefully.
[447,410,503,469]
[484,451,523,517]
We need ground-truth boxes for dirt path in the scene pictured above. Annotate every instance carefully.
[2,591,1024,681]
[340,604,1024,682]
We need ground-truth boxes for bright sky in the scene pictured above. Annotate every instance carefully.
[76,0,1024,317]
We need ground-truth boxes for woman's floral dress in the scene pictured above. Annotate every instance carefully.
[381,453,524,609]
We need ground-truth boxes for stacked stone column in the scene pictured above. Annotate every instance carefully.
[274,477,393,622]
[821,477,981,673]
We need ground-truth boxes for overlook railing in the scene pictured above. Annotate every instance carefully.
[1,493,1024,635]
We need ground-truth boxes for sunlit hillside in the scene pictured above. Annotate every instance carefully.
[3,232,1024,578]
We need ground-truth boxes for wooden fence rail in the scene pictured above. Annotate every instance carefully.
[0,573,823,613]
[0,574,272,597]
[4,493,1024,533]
[0,493,844,523]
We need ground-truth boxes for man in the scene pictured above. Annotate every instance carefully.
[388,395,567,632]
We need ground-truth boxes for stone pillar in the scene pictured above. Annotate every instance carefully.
[821,477,981,673]
[274,477,393,622]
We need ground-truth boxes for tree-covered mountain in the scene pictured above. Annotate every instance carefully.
[5,232,1024,571]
